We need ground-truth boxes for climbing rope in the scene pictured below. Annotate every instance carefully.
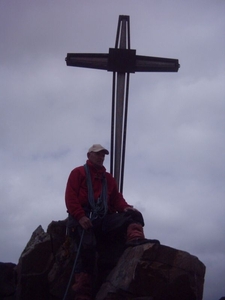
[62,228,85,300]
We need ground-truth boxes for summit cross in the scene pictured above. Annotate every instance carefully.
[66,15,180,193]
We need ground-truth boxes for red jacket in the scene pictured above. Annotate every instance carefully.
[65,160,131,221]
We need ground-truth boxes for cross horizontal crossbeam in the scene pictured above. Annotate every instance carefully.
[66,50,180,73]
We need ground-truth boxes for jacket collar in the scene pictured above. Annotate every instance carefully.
[86,160,106,175]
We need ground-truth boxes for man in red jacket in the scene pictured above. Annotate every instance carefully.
[65,144,152,300]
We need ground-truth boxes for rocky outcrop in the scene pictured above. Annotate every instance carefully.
[2,219,206,300]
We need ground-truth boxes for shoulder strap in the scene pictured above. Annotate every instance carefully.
[84,164,108,220]
[84,163,95,211]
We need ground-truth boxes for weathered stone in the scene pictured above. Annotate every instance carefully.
[96,243,205,300]
[16,220,68,300]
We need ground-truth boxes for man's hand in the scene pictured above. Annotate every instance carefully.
[124,207,139,212]
[79,216,93,230]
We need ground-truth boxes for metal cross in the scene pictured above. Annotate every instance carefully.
[66,15,180,193]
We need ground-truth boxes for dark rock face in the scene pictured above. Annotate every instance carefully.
[7,219,205,300]
[0,262,17,299]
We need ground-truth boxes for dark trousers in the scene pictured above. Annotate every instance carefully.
[67,210,144,274]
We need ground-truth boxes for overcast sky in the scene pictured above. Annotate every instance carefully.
[0,1,225,299]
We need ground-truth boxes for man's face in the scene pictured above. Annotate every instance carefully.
[88,150,105,167]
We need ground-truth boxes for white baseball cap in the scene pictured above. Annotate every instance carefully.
[88,144,109,155]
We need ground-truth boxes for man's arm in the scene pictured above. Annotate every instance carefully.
[65,168,87,221]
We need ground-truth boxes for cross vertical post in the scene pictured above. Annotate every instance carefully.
[111,15,131,193]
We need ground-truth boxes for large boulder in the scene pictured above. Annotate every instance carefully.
[96,243,205,300]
